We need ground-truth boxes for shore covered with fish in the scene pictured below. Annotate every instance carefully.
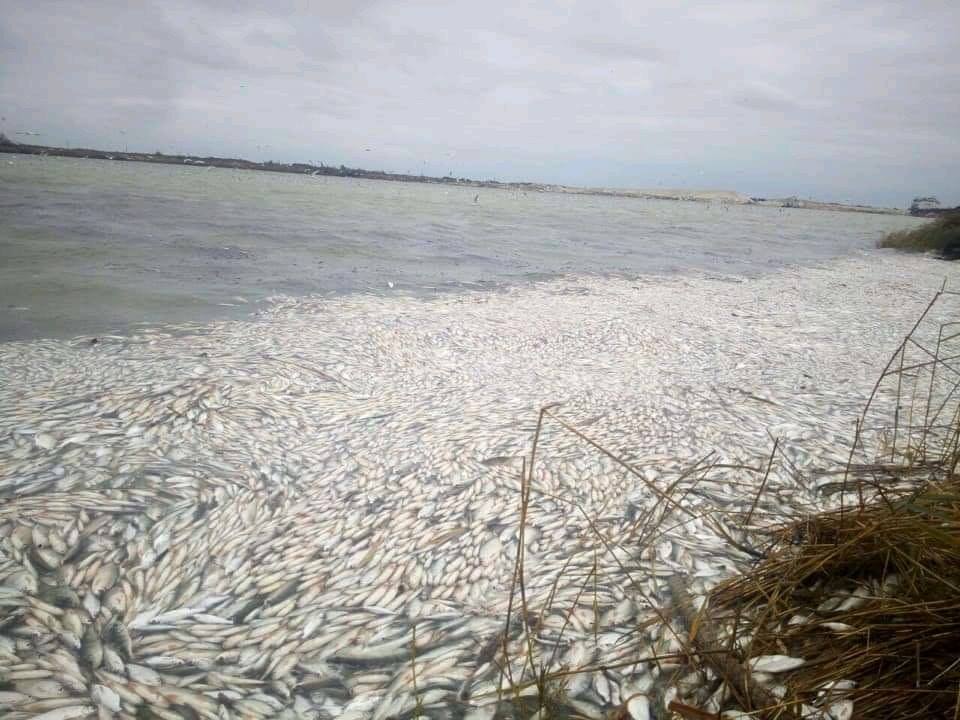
[2,252,959,719]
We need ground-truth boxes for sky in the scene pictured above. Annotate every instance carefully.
[1,0,958,207]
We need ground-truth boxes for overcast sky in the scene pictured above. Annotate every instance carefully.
[2,1,957,207]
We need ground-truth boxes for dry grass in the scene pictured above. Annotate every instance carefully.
[878,212,960,258]
[710,471,960,719]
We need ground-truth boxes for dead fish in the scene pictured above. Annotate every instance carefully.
[3,569,38,594]
[80,623,103,669]
[127,663,162,686]
[31,706,96,720]
[102,646,125,673]
[90,563,118,596]
[39,584,81,609]
[748,655,806,673]
[13,679,68,699]
[31,546,63,572]
[91,684,121,712]
[0,691,30,708]
[480,456,520,467]
[104,619,133,661]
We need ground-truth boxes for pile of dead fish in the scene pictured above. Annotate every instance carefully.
[2,257,958,719]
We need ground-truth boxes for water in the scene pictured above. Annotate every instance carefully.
[0,153,921,341]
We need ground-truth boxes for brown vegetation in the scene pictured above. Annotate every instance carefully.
[879,212,960,258]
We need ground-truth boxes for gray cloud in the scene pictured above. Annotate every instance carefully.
[732,82,800,112]
[1,0,957,206]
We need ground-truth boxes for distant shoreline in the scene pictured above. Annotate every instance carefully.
[0,139,905,216]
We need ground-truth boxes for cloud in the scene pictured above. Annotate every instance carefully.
[732,82,800,113]
[1,0,957,206]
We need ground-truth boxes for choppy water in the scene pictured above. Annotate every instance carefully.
[1,155,956,719]
[0,154,921,342]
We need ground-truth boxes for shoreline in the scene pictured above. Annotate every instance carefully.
[0,248,922,346]
[0,139,905,215]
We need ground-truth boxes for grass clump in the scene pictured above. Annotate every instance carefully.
[710,471,960,719]
[878,212,960,258]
